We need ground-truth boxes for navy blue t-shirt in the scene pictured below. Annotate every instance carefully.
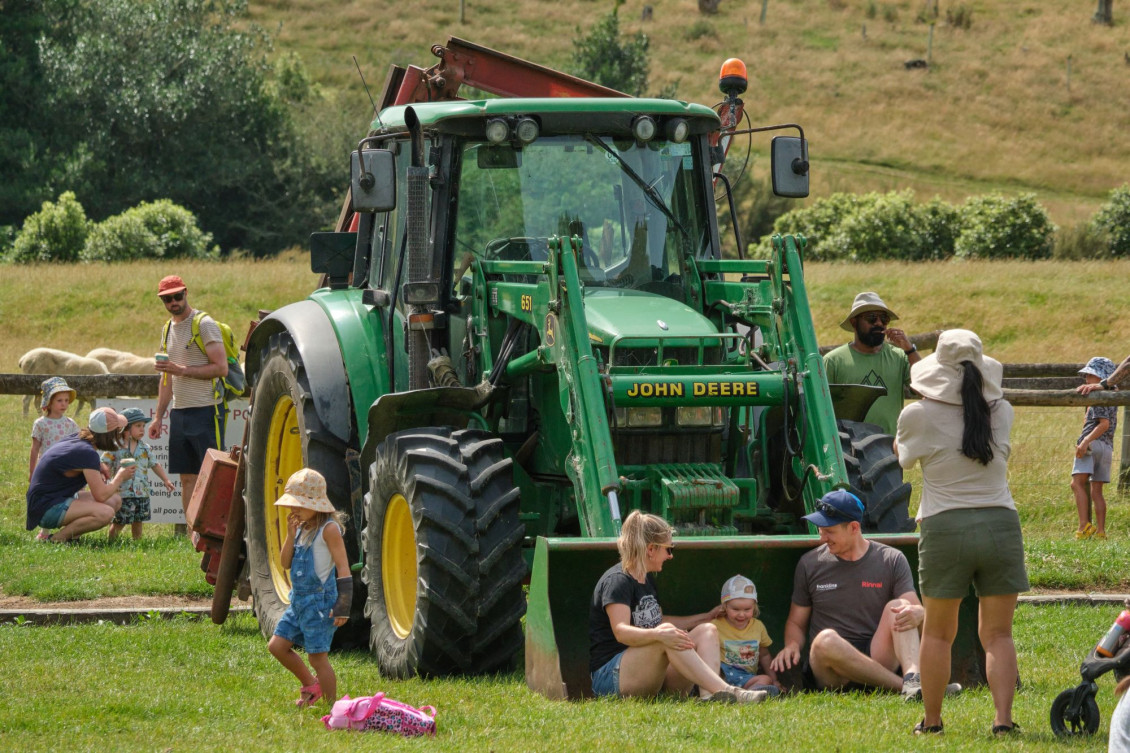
[26,434,100,530]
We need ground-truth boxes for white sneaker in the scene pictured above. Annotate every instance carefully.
[945,682,963,696]
[901,672,922,701]
[731,686,769,704]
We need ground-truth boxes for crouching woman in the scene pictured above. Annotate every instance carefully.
[26,407,136,543]
[588,510,766,703]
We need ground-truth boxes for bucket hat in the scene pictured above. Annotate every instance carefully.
[274,468,335,513]
[88,407,128,434]
[1079,357,1116,382]
[157,275,187,297]
[40,376,77,411]
[909,329,1003,405]
[121,407,152,426]
[802,489,865,527]
[721,574,758,604]
[840,291,899,332]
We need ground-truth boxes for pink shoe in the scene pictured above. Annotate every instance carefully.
[296,683,323,707]
[36,530,51,542]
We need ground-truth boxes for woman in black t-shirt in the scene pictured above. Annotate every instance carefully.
[587,511,767,703]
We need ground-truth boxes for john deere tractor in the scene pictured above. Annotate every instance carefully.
[226,40,977,698]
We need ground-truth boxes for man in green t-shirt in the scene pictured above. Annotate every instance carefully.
[823,292,922,435]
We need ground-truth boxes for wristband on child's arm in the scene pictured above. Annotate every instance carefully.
[332,577,353,617]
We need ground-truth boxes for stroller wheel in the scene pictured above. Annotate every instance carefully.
[1050,688,1100,736]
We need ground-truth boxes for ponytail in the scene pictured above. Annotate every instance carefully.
[960,361,994,465]
[618,510,674,577]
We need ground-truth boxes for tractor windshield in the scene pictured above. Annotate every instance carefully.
[453,134,712,294]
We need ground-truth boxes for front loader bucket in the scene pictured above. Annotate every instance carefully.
[525,535,985,699]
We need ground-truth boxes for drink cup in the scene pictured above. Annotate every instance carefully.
[154,353,169,364]
[120,458,136,468]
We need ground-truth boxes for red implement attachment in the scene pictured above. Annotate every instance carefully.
[188,447,240,585]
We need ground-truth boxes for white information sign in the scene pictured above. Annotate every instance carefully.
[93,398,249,524]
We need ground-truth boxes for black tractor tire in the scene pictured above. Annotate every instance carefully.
[242,331,367,647]
[838,419,915,533]
[363,427,526,678]
[1050,688,1100,736]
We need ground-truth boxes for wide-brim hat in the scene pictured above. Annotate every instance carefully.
[840,291,899,332]
[274,468,335,513]
[89,407,128,434]
[121,407,152,426]
[40,376,77,411]
[721,574,758,604]
[1079,357,1116,381]
[910,329,1003,405]
[157,275,187,297]
[802,489,865,527]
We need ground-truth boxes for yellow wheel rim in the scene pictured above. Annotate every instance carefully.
[382,494,417,639]
[264,394,303,602]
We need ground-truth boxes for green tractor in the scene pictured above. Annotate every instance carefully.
[227,40,979,698]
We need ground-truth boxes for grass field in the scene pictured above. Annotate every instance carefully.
[0,606,1119,750]
[246,0,1130,227]
[0,256,1127,747]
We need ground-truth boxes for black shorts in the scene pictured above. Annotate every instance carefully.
[801,636,890,691]
[168,404,225,475]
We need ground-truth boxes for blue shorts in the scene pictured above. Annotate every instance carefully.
[168,405,225,475]
[721,662,757,688]
[590,651,625,697]
[273,589,337,654]
[39,494,78,529]
[1072,442,1113,484]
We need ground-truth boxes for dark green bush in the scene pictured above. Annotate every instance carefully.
[571,1,651,96]
[1090,184,1130,257]
[8,191,90,263]
[954,193,1054,260]
[81,200,217,261]
[756,192,878,260]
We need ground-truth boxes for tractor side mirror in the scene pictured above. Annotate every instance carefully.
[350,149,396,212]
[771,136,810,198]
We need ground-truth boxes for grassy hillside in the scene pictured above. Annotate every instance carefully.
[248,0,1130,227]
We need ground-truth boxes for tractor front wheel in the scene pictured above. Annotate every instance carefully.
[363,427,526,677]
[838,419,915,533]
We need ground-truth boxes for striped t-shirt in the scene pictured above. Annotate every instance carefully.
[165,309,223,409]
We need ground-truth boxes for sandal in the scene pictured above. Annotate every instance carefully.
[1075,522,1096,540]
[295,683,322,707]
[991,722,1020,736]
[913,719,943,735]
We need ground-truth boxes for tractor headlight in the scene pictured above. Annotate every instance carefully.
[514,117,540,144]
[615,407,664,428]
[665,118,689,143]
[485,118,510,144]
[676,406,722,427]
[632,115,657,142]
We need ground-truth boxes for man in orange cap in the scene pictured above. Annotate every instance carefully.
[149,275,228,535]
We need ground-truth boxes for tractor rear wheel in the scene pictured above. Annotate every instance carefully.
[363,427,526,677]
[838,419,915,533]
[243,332,366,646]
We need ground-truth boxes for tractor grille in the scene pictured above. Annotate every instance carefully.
[612,429,722,466]
[601,345,724,368]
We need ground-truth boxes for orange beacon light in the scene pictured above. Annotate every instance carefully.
[719,58,748,97]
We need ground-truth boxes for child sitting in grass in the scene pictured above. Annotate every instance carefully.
[1072,357,1118,540]
[711,574,782,695]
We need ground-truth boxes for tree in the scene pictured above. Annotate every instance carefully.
[571,1,651,96]
[31,0,341,254]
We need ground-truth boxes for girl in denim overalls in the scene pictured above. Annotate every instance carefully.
[267,469,352,707]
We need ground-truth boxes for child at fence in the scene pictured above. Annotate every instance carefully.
[711,574,782,695]
[267,468,352,708]
[1072,357,1119,540]
[99,407,175,542]
[29,378,81,541]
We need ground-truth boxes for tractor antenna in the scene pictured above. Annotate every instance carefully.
[353,55,385,131]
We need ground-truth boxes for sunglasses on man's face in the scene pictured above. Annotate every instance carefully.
[861,312,890,326]
[160,291,185,303]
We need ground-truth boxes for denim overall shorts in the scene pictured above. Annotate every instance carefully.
[272,521,339,654]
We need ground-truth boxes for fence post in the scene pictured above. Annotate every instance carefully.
[1121,406,1130,491]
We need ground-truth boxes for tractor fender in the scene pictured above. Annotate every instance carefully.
[245,300,352,445]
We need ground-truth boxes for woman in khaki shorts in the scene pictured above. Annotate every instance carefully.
[895,329,1028,737]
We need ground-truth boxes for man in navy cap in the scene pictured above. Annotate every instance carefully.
[770,490,959,700]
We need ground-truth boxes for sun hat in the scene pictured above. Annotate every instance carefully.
[909,329,1003,406]
[802,489,865,527]
[157,275,187,296]
[721,574,758,604]
[121,407,152,426]
[1079,357,1116,382]
[274,468,335,513]
[88,406,128,434]
[39,376,77,411]
[840,291,899,332]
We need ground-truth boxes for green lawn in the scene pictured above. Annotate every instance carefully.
[0,605,1116,751]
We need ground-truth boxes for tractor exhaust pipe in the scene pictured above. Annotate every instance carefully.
[404,107,433,391]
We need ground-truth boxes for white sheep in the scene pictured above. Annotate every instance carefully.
[85,348,157,375]
[18,348,109,416]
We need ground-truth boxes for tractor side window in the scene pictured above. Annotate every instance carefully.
[378,142,425,301]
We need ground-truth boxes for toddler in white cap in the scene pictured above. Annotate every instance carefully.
[710,574,783,695]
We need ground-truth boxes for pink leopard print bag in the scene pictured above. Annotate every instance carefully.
[322,693,437,736]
